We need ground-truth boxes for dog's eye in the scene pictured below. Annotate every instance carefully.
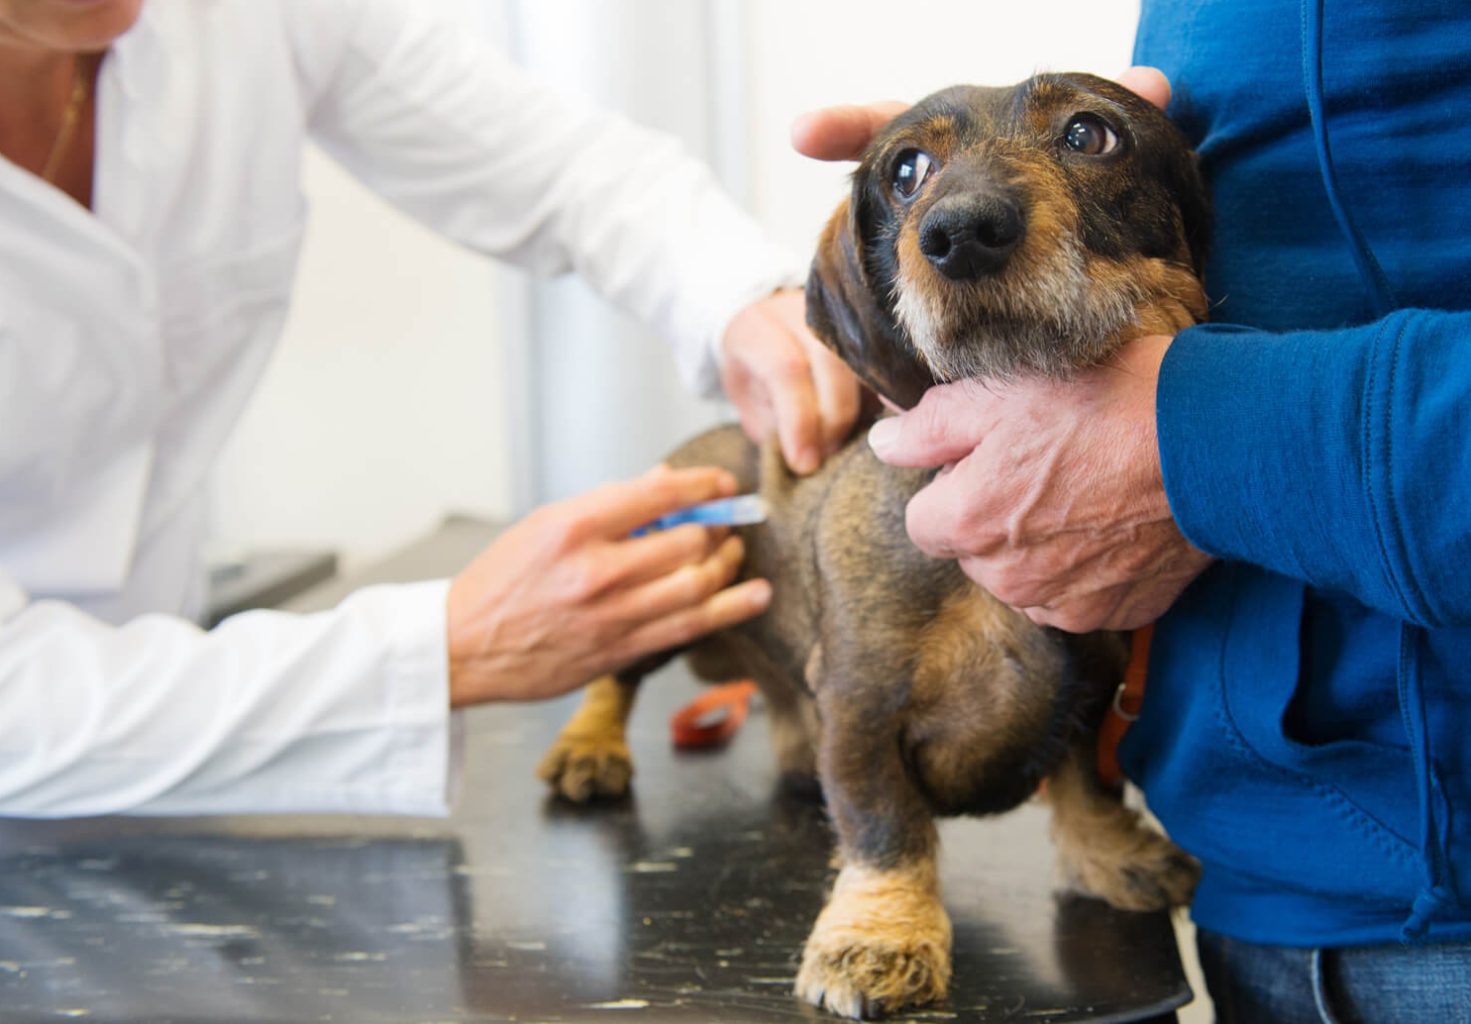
[1062,114,1120,156]
[892,149,936,198]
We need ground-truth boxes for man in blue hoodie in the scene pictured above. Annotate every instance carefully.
[796,1,1470,1019]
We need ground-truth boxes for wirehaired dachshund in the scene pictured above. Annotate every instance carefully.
[537,73,1209,1019]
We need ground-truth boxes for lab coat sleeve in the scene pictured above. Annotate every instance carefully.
[285,0,805,397]
[1158,309,1471,628]
[0,573,456,818]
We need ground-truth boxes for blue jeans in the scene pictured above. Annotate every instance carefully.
[1197,930,1471,1023]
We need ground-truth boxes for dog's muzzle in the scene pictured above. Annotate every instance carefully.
[918,191,1026,280]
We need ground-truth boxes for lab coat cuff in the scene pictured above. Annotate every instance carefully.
[379,578,460,816]
[684,255,808,400]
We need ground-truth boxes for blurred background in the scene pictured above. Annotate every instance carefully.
[207,0,1142,571]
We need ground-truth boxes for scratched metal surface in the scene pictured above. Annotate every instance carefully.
[0,521,1191,1023]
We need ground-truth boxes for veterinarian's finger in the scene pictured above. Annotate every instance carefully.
[1116,66,1171,111]
[605,535,747,625]
[613,577,773,662]
[572,465,739,540]
[764,343,824,475]
[804,329,864,457]
[791,101,910,161]
[596,523,721,591]
[866,381,994,469]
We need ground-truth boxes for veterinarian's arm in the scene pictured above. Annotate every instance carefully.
[0,570,454,818]
[0,467,766,818]
[279,0,859,471]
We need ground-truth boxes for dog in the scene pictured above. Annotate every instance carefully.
[536,72,1210,1020]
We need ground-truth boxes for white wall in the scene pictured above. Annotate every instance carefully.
[741,0,1142,255]
[208,0,1141,567]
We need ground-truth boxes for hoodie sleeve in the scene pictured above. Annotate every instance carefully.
[1157,308,1471,628]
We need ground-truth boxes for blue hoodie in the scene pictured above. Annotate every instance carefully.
[1120,0,1471,946]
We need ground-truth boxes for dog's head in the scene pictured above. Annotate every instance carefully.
[806,73,1210,408]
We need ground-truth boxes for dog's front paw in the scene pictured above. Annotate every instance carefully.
[795,864,952,1019]
[1059,826,1200,911]
[535,732,633,803]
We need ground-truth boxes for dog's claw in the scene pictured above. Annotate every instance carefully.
[794,865,951,1019]
[535,734,633,802]
[1058,827,1200,911]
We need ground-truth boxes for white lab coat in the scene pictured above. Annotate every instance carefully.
[0,0,802,817]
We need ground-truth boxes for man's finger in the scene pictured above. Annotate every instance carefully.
[791,101,910,161]
[1116,66,1171,111]
[866,380,997,469]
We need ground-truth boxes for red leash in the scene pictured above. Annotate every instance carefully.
[1097,625,1152,790]
[670,680,759,749]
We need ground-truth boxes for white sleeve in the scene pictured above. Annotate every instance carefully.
[0,572,456,819]
[284,0,805,397]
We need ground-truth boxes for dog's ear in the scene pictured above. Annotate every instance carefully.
[1175,151,1212,277]
[805,198,936,410]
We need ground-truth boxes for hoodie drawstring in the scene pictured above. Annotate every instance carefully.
[1301,0,1451,939]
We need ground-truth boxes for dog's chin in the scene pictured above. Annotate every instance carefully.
[895,278,1138,383]
[888,256,1141,382]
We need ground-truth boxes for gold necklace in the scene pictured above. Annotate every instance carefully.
[40,57,87,185]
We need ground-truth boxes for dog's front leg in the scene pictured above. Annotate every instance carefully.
[535,674,638,802]
[796,696,951,1020]
[1045,741,1199,910]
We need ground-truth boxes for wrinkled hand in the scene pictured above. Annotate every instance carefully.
[446,465,772,705]
[790,67,1172,161]
[867,335,1212,632]
[720,289,863,475]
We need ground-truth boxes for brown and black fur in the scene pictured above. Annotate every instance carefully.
[537,74,1209,1019]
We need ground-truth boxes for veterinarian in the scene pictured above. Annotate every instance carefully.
[0,0,861,817]
[796,2,1470,1020]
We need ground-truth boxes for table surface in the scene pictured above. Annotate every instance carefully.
[0,519,1191,1023]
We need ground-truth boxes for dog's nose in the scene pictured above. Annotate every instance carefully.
[918,194,1025,280]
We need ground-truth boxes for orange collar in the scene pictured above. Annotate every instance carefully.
[1096,624,1152,790]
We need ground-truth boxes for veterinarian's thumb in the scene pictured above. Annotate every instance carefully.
[866,383,987,469]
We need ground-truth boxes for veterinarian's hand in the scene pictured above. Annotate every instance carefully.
[446,465,772,705]
[790,67,1171,161]
[866,334,1212,632]
[720,288,863,475]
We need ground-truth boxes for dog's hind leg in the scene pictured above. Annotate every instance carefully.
[536,674,640,803]
[1044,742,1199,910]
[795,682,951,1020]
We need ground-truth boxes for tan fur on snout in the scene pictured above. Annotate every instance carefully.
[893,149,1205,382]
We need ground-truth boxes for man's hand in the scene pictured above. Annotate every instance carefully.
[867,335,1212,632]
[446,465,772,706]
[720,288,862,475]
